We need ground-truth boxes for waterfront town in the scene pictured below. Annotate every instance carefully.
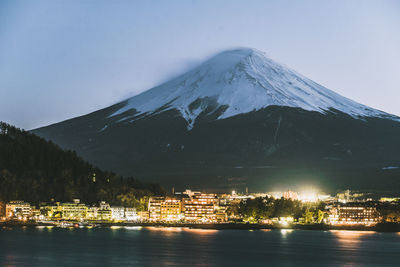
[1,188,399,228]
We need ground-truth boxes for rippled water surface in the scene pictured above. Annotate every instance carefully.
[1,227,400,266]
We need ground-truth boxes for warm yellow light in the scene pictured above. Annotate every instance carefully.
[298,189,319,202]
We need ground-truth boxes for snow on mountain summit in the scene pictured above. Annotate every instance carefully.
[110,48,397,129]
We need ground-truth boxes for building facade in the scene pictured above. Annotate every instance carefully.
[148,197,164,222]
[6,201,31,219]
[184,194,218,223]
[60,199,87,220]
[160,198,182,221]
[125,208,138,221]
[329,206,380,225]
[111,206,125,221]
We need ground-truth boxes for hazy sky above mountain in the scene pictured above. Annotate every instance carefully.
[1,0,399,129]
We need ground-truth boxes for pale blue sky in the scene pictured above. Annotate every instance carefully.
[1,0,399,129]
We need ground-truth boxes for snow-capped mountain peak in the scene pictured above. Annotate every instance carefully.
[110,48,397,129]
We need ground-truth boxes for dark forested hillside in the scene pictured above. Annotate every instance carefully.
[0,122,164,206]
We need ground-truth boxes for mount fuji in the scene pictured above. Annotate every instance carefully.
[33,48,400,192]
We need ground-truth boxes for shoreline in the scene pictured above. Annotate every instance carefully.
[1,221,399,232]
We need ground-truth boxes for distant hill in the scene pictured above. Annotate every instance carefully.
[0,122,164,206]
[33,48,400,193]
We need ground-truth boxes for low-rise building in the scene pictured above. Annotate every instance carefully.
[31,208,41,220]
[125,208,138,221]
[329,205,380,225]
[86,206,98,220]
[6,201,31,219]
[138,211,150,221]
[160,198,182,221]
[41,203,63,219]
[111,206,125,221]
[97,201,112,221]
[60,199,87,220]
[215,207,228,223]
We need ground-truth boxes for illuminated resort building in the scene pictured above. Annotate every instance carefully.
[60,199,88,220]
[329,206,381,225]
[124,208,138,221]
[160,198,182,221]
[97,201,112,221]
[138,211,150,221]
[111,206,125,221]
[86,206,98,220]
[148,197,164,221]
[183,194,218,223]
[5,201,31,219]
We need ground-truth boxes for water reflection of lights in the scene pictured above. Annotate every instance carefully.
[183,228,217,235]
[123,226,142,230]
[110,226,122,230]
[330,230,375,237]
[261,229,272,232]
[280,229,294,236]
[330,230,375,246]
[146,227,183,232]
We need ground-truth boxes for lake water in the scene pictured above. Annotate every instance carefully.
[1,226,400,266]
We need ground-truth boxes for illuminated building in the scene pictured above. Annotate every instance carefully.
[160,198,182,221]
[97,209,111,221]
[40,204,61,219]
[336,190,352,203]
[138,211,150,221]
[31,208,42,220]
[97,201,112,221]
[0,201,5,218]
[6,201,31,219]
[215,207,228,222]
[283,190,298,201]
[86,206,98,220]
[184,194,218,223]
[329,206,380,225]
[125,208,138,221]
[111,206,125,221]
[60,199,87,220]
[148,197,164,221]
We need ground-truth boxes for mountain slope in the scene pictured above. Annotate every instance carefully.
[109,48,397,129]
[32,48,400,193]
[0,122,164,204]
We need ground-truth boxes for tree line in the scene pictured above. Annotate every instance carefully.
[0,122,165,208]
[230,196,326,223]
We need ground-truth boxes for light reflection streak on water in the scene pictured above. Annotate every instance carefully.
[145,226,183,232]
[280,229,294,237]
[123,226,142,230]
[182,228,218,235]
[330,230,375,248]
